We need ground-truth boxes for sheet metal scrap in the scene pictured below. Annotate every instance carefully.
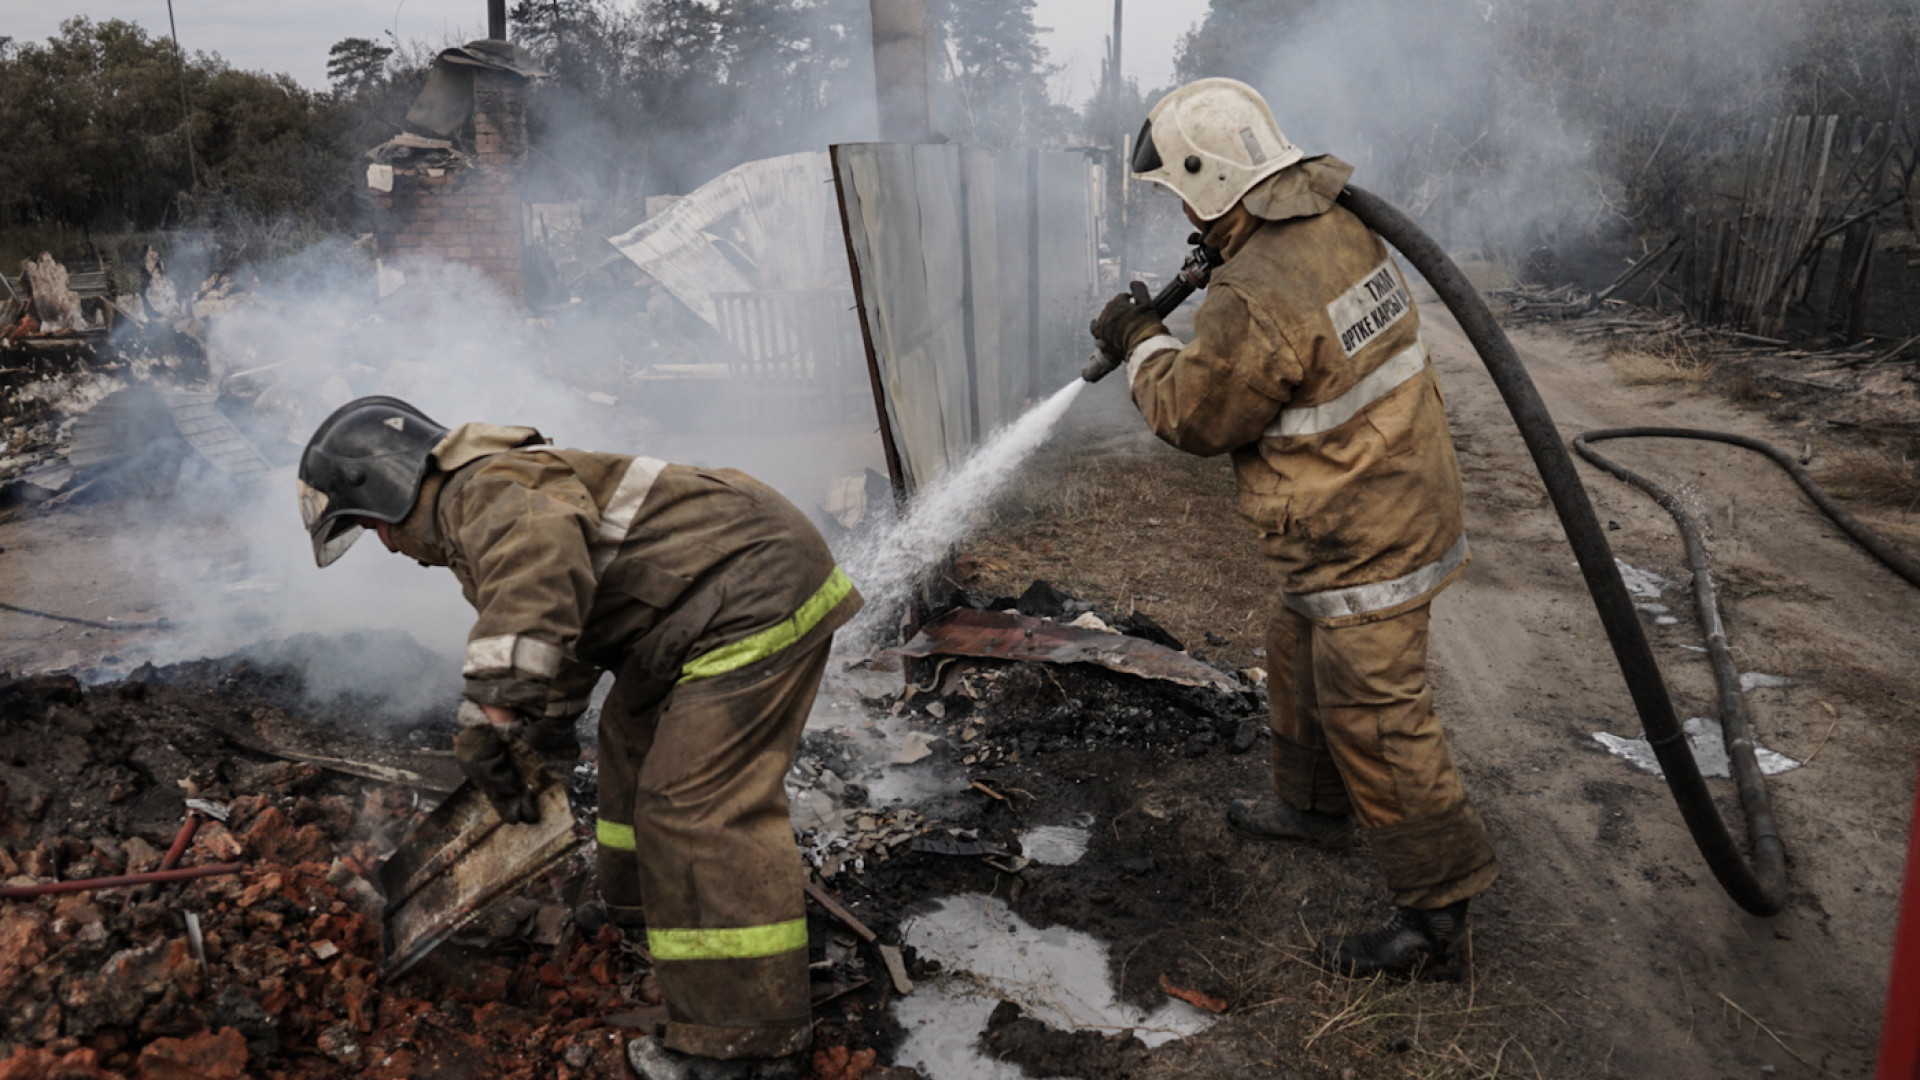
[892,608,1241,694]
[908,836,1008,858]
[377,742,581,978]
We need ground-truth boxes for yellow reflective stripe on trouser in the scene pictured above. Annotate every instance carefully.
[678,566,853,683]
[596,819,636,851]
[647,918,809,962]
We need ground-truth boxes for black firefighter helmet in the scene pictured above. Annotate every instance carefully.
[297,396,449,568]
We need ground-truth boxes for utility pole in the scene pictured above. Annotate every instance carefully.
[1111,0,1126,284]
[165,0,199,191]
[869,0,934,143]
[487,0,507,40]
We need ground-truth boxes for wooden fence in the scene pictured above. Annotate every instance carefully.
[1689,114,1899,338]
[711,288,869,422]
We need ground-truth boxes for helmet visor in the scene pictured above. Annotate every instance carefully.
[299,477,364,568]
[312,519,365,568]
[1130,118,1162,174]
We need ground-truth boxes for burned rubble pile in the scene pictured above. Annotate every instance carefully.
[777,580,1272,1078]
[790,578,1267,882]
[0,672,651,1080]
[0,250,279,510]
[0,577,1267,1080]
[896,580,1266,755]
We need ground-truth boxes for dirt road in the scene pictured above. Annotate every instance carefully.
[1429,309,1917,1077]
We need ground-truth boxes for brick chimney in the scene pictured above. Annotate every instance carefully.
[367,55,530,304]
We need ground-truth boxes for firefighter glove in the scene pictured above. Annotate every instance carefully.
[454,725,541,825]
[1091,292,1168,364]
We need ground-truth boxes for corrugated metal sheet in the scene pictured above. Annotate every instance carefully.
[608,152,852,331]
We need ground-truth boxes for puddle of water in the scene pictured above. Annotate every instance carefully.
[800,668,970,808]
[1593,717,1799,778]
[1017,824,1091,866]
[1613,559,1668,599]
[895,894,1217,1080]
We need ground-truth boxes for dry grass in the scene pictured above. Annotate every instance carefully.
[1818,446,1920,508]
[1605,334,1715,388]
[1149,925,1564,1080]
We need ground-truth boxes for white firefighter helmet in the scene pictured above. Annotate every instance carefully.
[1130,78,1304,221]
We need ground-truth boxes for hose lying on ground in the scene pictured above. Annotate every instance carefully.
[1572,428,1920,904]
[0,600,169,632]
[1336,184,1793,915]
[1576,428,1920,590]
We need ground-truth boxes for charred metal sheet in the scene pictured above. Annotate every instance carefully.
[68,387,273,477]
[378,742,581,978]
[893,608,1240,694]
[909,836,1010,858]
[163,392,274,475]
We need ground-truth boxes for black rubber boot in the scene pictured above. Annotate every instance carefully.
[626,1036,802,1080]
[1226,797,1358,849]
[1316,899,1469,978]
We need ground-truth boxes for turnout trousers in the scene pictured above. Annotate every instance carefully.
[1266,601,1499,909]
[593,636,832,1059]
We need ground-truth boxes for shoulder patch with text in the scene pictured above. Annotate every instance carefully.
[1326,258,1411,357]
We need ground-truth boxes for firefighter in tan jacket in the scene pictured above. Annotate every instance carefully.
[1091,79,1498,977]
[298,397,859,1076]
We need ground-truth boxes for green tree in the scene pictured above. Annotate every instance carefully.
[326,37,394,96]
[939,0,1070,149]
[0,18,359,234]
[1172,0,1315,85]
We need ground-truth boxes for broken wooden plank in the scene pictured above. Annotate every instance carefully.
[803,879,878,943]
[878,944,914,994]
[1595,236,1680,302]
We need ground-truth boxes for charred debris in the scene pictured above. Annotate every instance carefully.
[0,568,1269,1079]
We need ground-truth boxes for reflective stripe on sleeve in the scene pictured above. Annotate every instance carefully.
[678,566,854,683]
[591,456,667,574]
[1264,338,1429,439]
[1125,333,1184,387]
[1281,534,1469,620]
[647,917,808,962]
[596,819,636,851]
[464,634,565,678]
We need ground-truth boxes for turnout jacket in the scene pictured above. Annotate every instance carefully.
[385,423,861,716]
[1127,156,1467,625]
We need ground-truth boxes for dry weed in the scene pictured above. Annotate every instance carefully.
[1605,336,1714,387]
[1723,370,1781,404]
[1818,447,1920,508]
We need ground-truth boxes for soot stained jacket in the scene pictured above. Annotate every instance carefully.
[384,423,860,717]
[1126,156,1468,625]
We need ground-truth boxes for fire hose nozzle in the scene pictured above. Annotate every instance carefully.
[1082,349,1124,384]
[1083,239,1224,384]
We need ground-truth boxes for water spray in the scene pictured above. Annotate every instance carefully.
[839,379,1089,651]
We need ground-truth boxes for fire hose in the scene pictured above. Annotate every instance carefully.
[1088,184,1919,915]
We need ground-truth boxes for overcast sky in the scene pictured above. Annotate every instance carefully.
[4,0,1206,101]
